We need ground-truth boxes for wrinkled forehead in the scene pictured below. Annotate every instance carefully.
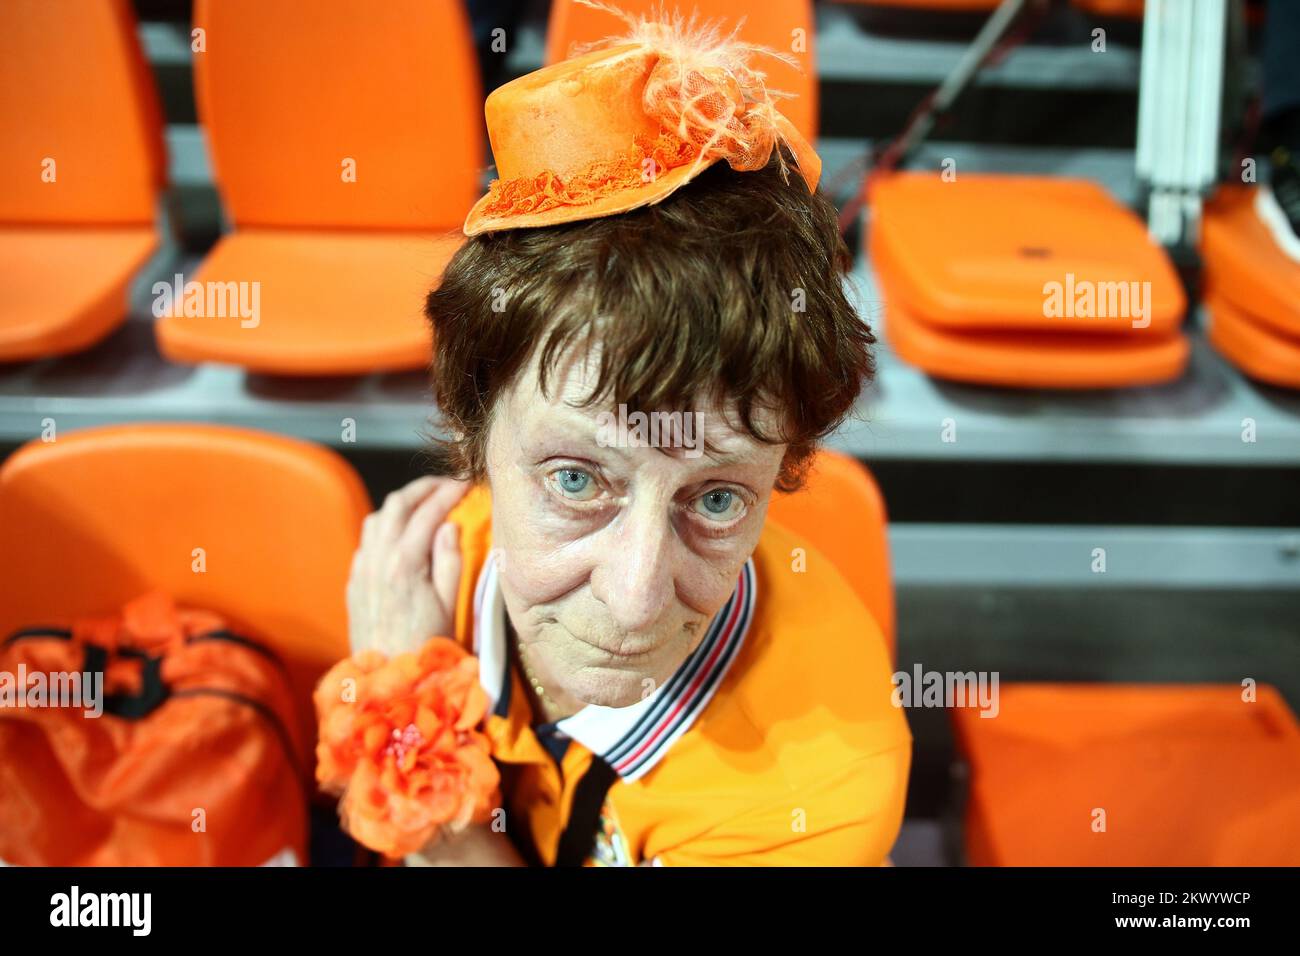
[497,337,785,461]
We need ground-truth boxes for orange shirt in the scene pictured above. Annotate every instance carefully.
[448,486,911,866]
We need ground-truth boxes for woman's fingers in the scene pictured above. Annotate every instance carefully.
[396,478,471,571]
[348,475,472,655]
[432,522,463,623]
[371,475,441,544]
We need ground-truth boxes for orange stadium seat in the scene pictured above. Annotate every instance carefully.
[1206,292,1300,389]
[883,293,1190,389]
[158,0,483,375]
[0,424,370,754]
[953,684,1300,866]
[872,174,1184,334]
[1202,186,1300,388]
[546,0,818,142]
[1203,187,1300,337]
[869,172,1189,388]
[0,0,164,362]
[768,449,895,662]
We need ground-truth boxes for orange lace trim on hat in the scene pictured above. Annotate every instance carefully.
[478,131,698,219]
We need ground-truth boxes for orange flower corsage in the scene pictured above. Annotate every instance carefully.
[314,637,501,858]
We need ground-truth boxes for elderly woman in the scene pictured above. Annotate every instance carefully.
[335,12,910,867]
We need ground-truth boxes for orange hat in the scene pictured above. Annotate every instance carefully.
[463,1,822,236]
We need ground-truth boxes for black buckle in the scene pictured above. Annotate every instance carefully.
[81,644,170,720]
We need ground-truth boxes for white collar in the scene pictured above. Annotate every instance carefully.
[472,552,755,782]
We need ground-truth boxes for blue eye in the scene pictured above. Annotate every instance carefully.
[694,489,745,522]
[549,467,598,501]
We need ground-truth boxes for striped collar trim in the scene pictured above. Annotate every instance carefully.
[472,553,756,782]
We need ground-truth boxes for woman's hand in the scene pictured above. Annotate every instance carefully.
[346,476,471,657]
[405,822,525,867]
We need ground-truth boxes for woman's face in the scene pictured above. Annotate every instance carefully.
[484,351,786,710]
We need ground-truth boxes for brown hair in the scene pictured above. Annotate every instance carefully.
[424,155,874,492]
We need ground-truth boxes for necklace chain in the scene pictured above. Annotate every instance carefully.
[508,620,564,721]
[518,644,555,709]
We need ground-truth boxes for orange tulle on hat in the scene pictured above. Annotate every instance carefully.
[464,0,822,236]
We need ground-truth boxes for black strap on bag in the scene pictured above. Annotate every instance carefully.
[81,644,170,719]
[2,627,72,646]
[553,755,619,867]
[4,624,300,775]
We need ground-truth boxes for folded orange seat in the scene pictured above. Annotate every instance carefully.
[1202,187,1300,388]
[869,173,1189,388]
[882,286,1191,389]
[1205,291,1300,389]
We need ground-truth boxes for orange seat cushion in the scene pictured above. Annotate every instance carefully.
[0,227,157,361]
[156,230,462,375]
[881,286,1189,388]
[1202,186,1300,338]
[954,684,1300,866]
[870,173,1185,335]
[1206,291,1300,389]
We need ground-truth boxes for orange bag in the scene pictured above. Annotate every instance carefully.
[0,591,307,866]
